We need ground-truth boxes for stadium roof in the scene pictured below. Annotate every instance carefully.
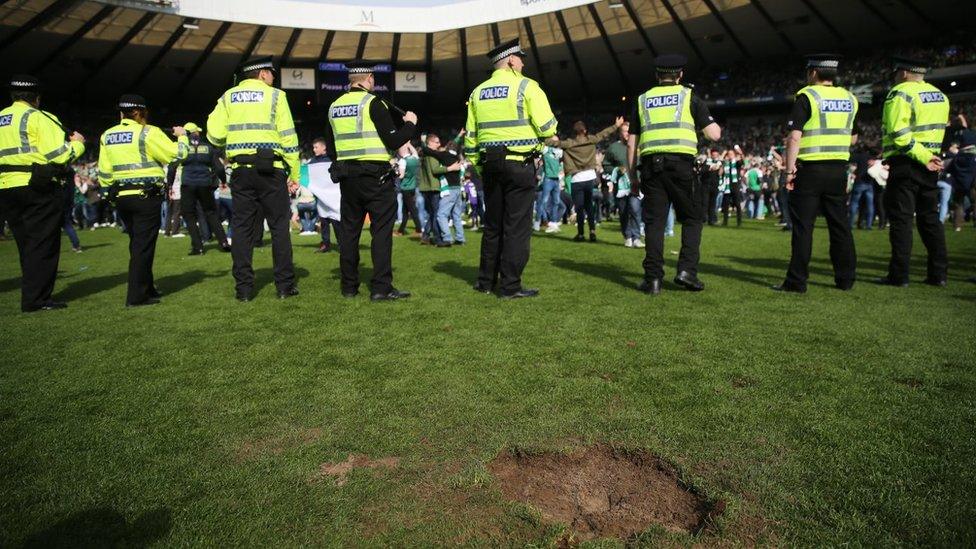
[0,0,968,111]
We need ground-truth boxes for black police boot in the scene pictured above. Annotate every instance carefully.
[573,234,585,242]
[770,282,806,294]
[923,277,947,288]
[219,243,232,253]
[371,288,411,302]
[126,298,160,308]
[637,279,662,295]
[500,288,539,300]
[589,232,597,242]
[148,287,163,299]
[188,248,204,256]
[875,276,909,288]
[674,271,705,291]
[277,286,300,299]
[473,283,493,294]
[24,301,68,313]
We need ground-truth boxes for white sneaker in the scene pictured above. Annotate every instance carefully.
[545,223,560,234]
[172,233,186,238]
[624,238,633,248]
[632,239,644,247]
[158,229,165,234]
[300,231,316,236]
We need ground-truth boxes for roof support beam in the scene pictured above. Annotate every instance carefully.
[31,4,115,73]
[355,32,368,59]
[129,21,187,90]
[0,0,79,53]
[424,33,433,74]
[621,0,657,58]
[176,21,231,93]
[893,0,934,28]
[391,33,401,66]
[490,23,501,46]
[554,11,589,100]
[858,0,896,31]
[798,0,845,42]
[701,0,749,56]
[459,27,470,93]
[320,30,336,61]
[749,0,794,51]
[80,11,156,87]
[280,28,303,66]
[521,17,547,90]
[586,4,630,92]
[659,0,705,64]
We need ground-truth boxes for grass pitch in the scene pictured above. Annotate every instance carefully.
[1,218,974,546]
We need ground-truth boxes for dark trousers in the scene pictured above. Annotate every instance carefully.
[421,190,440,243]
[230,168,295,295]
[116,195,163,305]
[0,185,63,311]
[320,217,341,247]
[874,183,887,228]
[722,187,743,225]
[399,191,421,233]
[884,157,948,283]
[571,178,596,234]
[639,155,703,281]
[705,179,720,224]
[164,198,181,235]
[181,185,228,251]
[338,168,397,294]
[477,159,536,293]
[778,186,792,228]
[784,162,856,291]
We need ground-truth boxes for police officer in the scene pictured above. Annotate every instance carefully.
[464,38,558,299]
[773,54,859,293]
[0,75,85,312]
[207,55,300,301]
[325,61,416,301]
[626,54,721,295]
[877,57,950,287]
[169,121,231,255]
[97,94,188,307]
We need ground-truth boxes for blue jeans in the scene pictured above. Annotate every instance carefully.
[297,202,317,232]
[849,182,875,229]
[396,190,404,225]
[421,190,440,242]
[539,177,561,223]
[218,197,233,237]
[436,187,465,244]
[416,189,428,229]
[618,195,642,240]
[937,180,952,222]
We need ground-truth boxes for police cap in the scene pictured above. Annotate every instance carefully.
[654,54,687,75]
[805,53,842,71]
[487,38,527,64]
[9,74,40,91]
[892,56,929,75]
[118,94,147,110]
[239,55,276,76]
[346,61,375,75]
[184,122,202,133]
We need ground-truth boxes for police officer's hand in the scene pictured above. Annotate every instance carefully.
[447,162,462,172]
[785,171,797,191]
[926,156,944,172]
[403,111,418,125]
[69,131,85,143]
[614,116,625,128]
[172,126,186,137]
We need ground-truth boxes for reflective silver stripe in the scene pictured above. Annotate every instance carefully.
[355,93,372,134]
[539,117,557,132]
[279,128,297,137]
[112,162,158,171]
[270,89,280,127]
[673,88,689,123]
[138,127,150,165]
[641,121,695,133]
[44,144,69,161]
[340,148,389,157]
[845,91,856,130]
[802,128,851,136]
[478,120,530,130]
[912,123,946,132]
[228,123,275,131]
[890,127,912,138]
[798,145,850,153]
[807,88,829,129]
[639,139,698,149]
[335,131,380,139]
[888,90,912,103]
[0,146,31,155]
[515,79,530,120]
[4,109,39,155]
[920,141,942,150]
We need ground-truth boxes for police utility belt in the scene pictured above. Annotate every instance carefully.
[109,178,165,202]
[642,152,694,174]
[0,163,72,192]
[329,160,396,185]
[230,148,284,176]
[480,146,540,167]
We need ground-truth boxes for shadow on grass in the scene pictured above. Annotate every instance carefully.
[432,260,478,285]
[22,506,172,548]
[254,267,310,295]
[550,258,639,290]
[0,277,22,293]
[72,243,113,251]
[54,273,128,301]
[156,269,230,296]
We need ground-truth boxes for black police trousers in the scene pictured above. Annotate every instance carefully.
[639,154,703,281]
[477,159,537,294]
[181,185,228,251]
[884,156,948,283]
[116,195,163,305]
[338,164,397,295]
[230,168,295,295]
[0,184,62,311]
[784,161,856,291]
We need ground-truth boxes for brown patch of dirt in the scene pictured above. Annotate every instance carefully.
[489,445,722,541]
[313,453,400,486]
[236,427,322,461]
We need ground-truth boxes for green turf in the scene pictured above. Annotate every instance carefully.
[1,219,974,547]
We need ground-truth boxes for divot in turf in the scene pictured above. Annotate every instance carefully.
[489,444,723,541]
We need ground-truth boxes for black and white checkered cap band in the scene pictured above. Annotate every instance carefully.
[490,45,523,64]
[899,65,928,74]
[10,80,38,88]
[347,67,373,74]
[118,101,146,109]
[240,61,275,73]
[655,66,683,74]
[807,60,840,69]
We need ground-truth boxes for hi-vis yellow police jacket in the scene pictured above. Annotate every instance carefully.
[0,100,85,190]
[97,119,189,197]
[882,80,950,165]
[206,78,300,181]
[464,69,557,164]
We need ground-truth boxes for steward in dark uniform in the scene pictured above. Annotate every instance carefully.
[627,54,722,295]
[325,61,416,301]
[773,54,859,293]
[464,38,558,299]
[168,122,230,255]
[0,75,85,312]
[877,57,951,287]
[207,56,300,301]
